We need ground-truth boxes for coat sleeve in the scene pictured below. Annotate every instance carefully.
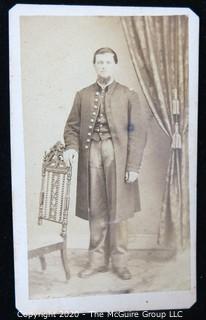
[64,92,81,152]
[126,89,148,173]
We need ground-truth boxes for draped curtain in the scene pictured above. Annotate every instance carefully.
[121,16,189,250]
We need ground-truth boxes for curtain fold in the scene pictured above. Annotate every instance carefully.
[121,16,189,249]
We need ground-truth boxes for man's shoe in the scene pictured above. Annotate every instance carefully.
[113,267,132,280]
[78,265,108,278]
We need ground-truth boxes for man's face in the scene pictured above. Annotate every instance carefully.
[94,53,116,79]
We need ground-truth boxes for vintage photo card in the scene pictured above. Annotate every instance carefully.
[9,4,199,315]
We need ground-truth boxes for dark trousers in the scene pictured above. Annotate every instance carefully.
[88,138,128,269]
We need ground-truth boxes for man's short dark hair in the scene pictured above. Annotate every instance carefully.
[93,47,118,64]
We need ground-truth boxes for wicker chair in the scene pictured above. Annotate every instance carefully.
[28,142,72,281]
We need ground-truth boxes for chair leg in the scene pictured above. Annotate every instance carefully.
[60,242,70,281]
[39,255,47,271]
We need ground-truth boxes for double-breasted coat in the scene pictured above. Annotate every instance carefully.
[64,81,147,221]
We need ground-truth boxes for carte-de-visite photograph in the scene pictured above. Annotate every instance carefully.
[9,4,198,314]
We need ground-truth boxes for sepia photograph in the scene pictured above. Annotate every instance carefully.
[9,4,198,314]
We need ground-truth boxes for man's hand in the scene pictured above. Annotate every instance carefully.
[125,171,139,183]
[64,149,77,165]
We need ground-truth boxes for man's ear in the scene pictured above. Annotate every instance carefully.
[114,63,118,72]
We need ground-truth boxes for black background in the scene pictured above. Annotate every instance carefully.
[0,0,205,319]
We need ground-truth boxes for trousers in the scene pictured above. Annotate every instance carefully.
[88,138,128,269]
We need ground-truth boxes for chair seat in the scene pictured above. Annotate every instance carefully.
[28,224,63,251]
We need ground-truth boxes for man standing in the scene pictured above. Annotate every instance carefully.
[64,48,147,280]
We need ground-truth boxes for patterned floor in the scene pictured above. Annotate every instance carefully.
[29,248,190,299]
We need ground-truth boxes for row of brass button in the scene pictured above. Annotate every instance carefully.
[85,91,100,149]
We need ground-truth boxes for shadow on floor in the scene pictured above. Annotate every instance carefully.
[29,248,190,299]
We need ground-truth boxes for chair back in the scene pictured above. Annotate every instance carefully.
[38,141,72,239]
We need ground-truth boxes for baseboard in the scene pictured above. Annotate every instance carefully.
[67,233,159,250]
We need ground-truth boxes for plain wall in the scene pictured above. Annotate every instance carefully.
[20,16,170,249]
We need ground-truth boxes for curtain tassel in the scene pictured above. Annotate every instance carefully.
[172,122,182,149]
[172,90,182,149]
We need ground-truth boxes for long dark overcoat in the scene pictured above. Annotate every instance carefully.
[64,81,147,221]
